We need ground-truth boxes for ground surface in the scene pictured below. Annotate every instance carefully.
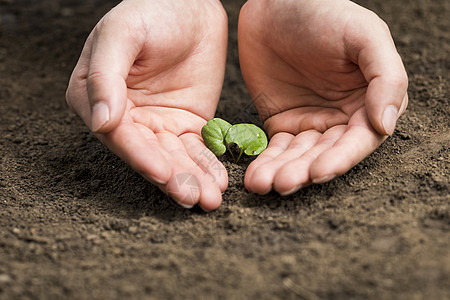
[0,0,449,299]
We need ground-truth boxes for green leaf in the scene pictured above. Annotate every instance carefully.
[225,124,268,162]
[201,118,232,156]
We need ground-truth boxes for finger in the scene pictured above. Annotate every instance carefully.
[264,107,349,137]
[130,105,224,210]
[399,93,409,116]
[309,111,386,183]
[347,10,408,136]
[179,133,228,193]
[179,133,226,211]
[244,132,293,193]
[129,106,206,137]
[153,132,201,208]
[156,132,222,211]
[65,33,94,123]
[98,121,172,186]
[86,12,142,133]
[245,130,321,195]
[273,125,347,195]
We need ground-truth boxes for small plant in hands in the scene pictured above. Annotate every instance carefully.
[201,118,268,163]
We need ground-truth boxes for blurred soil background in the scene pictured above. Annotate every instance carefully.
[0,0,449,299]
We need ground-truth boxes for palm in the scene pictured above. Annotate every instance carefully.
[239,0,407,195]
[109,48,227,209]
[67,0,228,210]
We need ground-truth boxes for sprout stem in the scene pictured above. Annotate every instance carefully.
[235,148,244,163]
[226,144,236,162]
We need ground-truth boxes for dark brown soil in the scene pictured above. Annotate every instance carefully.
[0,0,449,299]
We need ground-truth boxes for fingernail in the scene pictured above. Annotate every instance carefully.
[91,102,110,132]
[280,185,303,196]
[167,197,194,209]
[198,204,212,213]
[312,175,335,184]
[382,105,398,136]
[177,202,194,209]
[259,186,272,195]
[145,175,168,185]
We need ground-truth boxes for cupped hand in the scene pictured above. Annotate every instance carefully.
[238,0,408,195]
[66,0,228,210]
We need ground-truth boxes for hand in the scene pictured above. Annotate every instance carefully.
[66,0,228,210]
[238,0,408,195]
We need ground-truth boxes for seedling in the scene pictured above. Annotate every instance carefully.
[201,118,232,156]
[201,118,268,163]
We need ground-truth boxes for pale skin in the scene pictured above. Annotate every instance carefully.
[239,0,408,195]
[66,0,229,211]
[66,0,408,210]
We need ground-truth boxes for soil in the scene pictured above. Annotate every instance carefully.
[0,0,449,299]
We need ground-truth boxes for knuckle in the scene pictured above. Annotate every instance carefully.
[86,70,106,87]
[390,72,409,91]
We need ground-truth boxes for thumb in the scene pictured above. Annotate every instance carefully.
[362,49,408,136]
[349,13,408,136]
[86,15,141,133]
